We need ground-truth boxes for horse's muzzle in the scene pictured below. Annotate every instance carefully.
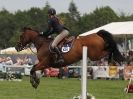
[15,42,23,52]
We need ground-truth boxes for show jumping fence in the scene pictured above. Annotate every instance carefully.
[73,46,95,99]
[81,46,88,99]
[73,46,89,99]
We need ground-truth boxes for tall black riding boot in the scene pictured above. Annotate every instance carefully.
[54,47,64,64]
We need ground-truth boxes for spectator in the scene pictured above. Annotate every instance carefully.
[0,57,5,64]
[35,59,39,64]
[24,56,33,65]
[0,57,3,63]
[27,57,33,65]
[44,68,50,77]
[15,57,24,65]
[5,57,13,65]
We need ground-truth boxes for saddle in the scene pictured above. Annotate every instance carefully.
[49,36,75,53]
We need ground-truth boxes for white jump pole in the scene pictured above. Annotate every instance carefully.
[81,46,88,99]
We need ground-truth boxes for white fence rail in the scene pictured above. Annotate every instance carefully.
[0,64,32,75]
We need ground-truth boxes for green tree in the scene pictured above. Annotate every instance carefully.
[119,13,133,21]
[26,7,46,30]
[0,9,16,48]
[90,6,119,28]
[67,1,81,35]
[80,6,119,33]
[0,4,133,49]
[68,1,80,21]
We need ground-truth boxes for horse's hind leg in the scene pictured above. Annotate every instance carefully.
[30,65,41,89]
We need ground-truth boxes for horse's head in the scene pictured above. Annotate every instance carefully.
[15,27,39,52]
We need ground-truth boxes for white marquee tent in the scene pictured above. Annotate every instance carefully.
[80,21,133,52]
[80,21,133,39]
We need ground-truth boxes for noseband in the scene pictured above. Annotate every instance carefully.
[15,41,29,52]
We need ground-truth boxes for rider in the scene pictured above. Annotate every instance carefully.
[43,8,70,63]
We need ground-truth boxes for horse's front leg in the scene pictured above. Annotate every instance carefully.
[30,64,44,89]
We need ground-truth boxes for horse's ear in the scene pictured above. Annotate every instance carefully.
[23,27,27,31]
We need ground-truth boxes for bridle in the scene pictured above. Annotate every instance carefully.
[15,41,28,52]
[15,34,28,52]
[15,28,42,54]
[15,33,37,55]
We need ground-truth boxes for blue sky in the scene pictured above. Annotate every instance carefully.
[0,0,133,15]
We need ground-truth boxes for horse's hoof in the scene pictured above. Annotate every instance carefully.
[31,79,39,89]
[35,78,40,87]
[33,83,38,89]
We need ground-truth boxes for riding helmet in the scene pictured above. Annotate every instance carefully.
[48,8,56,15]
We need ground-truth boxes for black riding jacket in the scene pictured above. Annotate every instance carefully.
[44,16,68,37]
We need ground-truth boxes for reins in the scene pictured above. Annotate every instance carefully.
[27,44,37,55]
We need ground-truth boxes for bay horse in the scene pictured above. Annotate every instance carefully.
[15,27,125,89]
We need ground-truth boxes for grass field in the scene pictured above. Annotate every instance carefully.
[0,77,133,99]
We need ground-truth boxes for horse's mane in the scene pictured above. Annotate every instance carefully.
[39,35,53,41]
[22,27,53,42]
[22,27,40,34]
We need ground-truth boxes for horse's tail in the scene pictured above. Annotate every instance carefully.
[96,30,125,65]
